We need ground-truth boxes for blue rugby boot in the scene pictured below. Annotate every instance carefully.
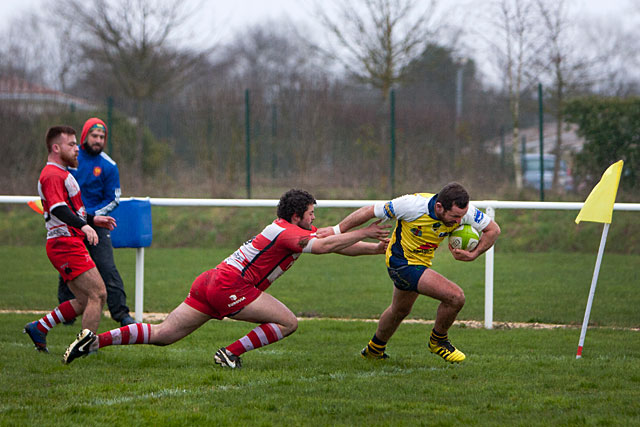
[23,321,49,353]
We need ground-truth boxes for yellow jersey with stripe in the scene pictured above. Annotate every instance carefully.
[373,193,491,268]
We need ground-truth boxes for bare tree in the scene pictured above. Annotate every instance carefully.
[0,11,77,90]
[222,22,335,185]
[59,0,210,179]
[224,22,327,95]
[315,0,440,102]
[486,0,543,189]
[534,0,594,191]
[581,8,640,97]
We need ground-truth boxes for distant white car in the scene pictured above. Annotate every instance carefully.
[522,154,573,191]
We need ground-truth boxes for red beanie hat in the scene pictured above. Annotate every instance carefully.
[80,118,108,149]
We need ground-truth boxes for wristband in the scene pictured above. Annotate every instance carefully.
[332,224,341,235]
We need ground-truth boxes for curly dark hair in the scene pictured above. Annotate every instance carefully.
[436,182,469,211]
[277,189,316,222]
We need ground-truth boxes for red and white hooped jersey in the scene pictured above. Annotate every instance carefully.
[218,218,318,291]
[38,162,87,239]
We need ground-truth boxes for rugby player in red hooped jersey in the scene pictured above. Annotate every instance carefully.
[63,189,390,367]
[23,126,116,358]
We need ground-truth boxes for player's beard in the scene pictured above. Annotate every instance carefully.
[436,214,457,227]
[61,150,78,168]
[298,219,312,230]
[83,141,103,156]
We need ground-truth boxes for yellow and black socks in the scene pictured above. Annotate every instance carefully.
[366,334,387,357]
[430,328,448,345]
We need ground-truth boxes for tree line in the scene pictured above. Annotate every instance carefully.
[1,0,638,199]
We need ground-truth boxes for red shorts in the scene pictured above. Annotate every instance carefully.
[184,268,262,320]
[46,236,95,282]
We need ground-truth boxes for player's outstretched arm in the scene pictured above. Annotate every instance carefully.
[450,220,501,262]
[311,220,390,254]
[336,239,389,256]
[332,205,377,235]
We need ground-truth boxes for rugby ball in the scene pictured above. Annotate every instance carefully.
[449,225,480,251]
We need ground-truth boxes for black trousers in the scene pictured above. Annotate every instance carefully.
[58,226,131,322]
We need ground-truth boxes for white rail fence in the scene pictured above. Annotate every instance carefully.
[2,195,640,327]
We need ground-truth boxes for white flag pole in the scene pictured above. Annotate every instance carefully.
[576,223,610,359]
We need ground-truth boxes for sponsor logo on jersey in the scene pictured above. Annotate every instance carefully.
[227,296,246,308]
[229,294,237,301]
[410,226,422,236]
[432,222,442,232]
[475,210,484,223]
[415,242,438,254]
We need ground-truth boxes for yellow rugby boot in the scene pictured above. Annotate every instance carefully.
[360,345,389,360]
[428,339,466,363]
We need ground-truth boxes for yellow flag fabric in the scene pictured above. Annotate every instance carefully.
[575,160,624,224]
[27,199,44,215]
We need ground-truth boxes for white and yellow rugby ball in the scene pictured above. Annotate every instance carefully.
[449,225,480,251]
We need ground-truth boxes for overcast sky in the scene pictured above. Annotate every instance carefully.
[2,0,635,33]
[1,0,637,87]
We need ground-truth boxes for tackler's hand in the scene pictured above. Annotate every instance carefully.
[363,219,391,241]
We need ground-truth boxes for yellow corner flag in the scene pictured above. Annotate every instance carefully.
[575,160,624,224]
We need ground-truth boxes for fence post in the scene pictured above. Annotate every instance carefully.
[107,96,114,156]
[245,89,251,199]
[538,83,545,201]
[484,206,496,329]
[390,89,396,197]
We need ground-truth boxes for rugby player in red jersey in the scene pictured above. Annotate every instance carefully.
[63,189,390,367]
[24,126,116,358]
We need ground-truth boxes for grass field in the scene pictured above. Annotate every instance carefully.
[1,245,639,425]
[3,205,640,254]
[2,246,638,326]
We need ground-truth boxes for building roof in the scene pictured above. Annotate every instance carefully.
[0,76,96,111]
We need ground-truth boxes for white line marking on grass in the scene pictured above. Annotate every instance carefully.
[91,388,190,406]
[2,310,638,331]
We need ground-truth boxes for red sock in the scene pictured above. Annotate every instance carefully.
[98,323,151,348]
[36,301,78,333]
[226,323,284,356]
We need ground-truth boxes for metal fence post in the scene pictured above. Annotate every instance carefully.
[390,89,396,197]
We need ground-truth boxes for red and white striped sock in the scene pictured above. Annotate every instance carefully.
[226,323,284,356]
[98,323,152,348]
[35,301,78,334]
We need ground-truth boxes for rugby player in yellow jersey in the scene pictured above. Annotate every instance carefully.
[328,182,500,363]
